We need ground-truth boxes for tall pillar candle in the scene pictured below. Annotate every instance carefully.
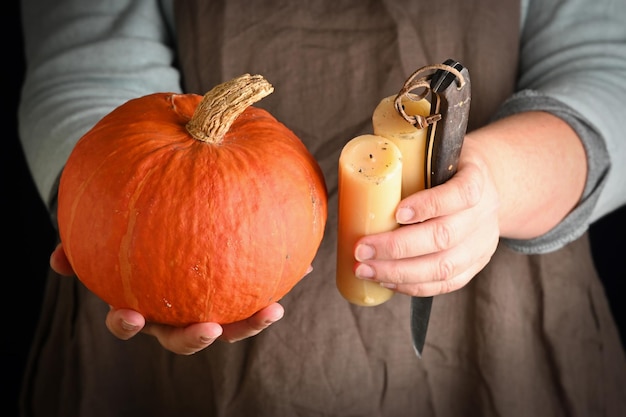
[372,96,430,197]
[336,134,403,306]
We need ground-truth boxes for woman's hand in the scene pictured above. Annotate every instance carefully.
[105,301,284,355]
[352,111,587,298]
[352,137,501,297]
[50,243,285,355]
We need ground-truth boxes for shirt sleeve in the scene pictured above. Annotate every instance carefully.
[498,0,626,254]
[18,0,181,209]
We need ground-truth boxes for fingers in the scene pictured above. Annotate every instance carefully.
[105,308,146,340]
[220,302,285,343]
[141,320,223,356]
[143,322,223,355]
[359,163,484,261]
[49,243,75,276]
[396,162,483,225]
[105,303,285,355]
[355,227,499,296]
[353,159,500,297]
[106,308,222,355]
[356,210,474,261]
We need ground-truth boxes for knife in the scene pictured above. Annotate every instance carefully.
[395,59,471,357]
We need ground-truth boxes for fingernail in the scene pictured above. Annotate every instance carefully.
[355,244,375,261]
[396,206,414,223]
[355,263,375,279]
[121,320,139,331]
[264,309,285,325]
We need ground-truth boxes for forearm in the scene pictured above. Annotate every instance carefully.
[521,0,626,224]
[495,0,626,253]
[466,111,587,240]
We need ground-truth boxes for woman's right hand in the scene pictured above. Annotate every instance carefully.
[50,243,285,355]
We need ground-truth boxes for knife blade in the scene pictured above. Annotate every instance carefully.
[400,59,471,357]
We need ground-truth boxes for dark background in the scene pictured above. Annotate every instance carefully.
[6,1,624,416]
[6,2,58,416]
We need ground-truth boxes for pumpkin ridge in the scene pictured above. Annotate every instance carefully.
[117,163,163,312]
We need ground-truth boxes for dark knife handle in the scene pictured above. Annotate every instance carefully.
[427,60,471,188]
[410,59,471,358]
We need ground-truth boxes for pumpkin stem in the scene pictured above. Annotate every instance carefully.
[186,74,274,143]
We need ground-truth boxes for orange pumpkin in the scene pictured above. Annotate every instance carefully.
[57,74,328,326]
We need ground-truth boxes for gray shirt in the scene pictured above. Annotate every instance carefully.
[18,0,626,254]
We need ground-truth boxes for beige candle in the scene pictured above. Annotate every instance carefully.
[336,134,403,306]
[372,95,430,197]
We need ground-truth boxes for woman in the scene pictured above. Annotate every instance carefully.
[18,0,626,415]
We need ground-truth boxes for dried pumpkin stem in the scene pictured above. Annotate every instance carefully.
[186,73,274,143]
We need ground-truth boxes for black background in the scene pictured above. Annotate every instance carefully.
[5,1,624,416]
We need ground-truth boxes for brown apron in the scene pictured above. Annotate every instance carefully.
[21,1,626,416]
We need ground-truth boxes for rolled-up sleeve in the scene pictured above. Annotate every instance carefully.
[19,0,181,209]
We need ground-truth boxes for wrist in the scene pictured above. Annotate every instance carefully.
[464,111,587,240]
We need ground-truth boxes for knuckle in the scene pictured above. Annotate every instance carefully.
[436,278,456,295]
[380,260,413,285]
[435,257,455,282]
[432,221,454,250]
[381,235,407,259]
[416,191,442,220]
[378,262,401,283]
[428,192,444,218]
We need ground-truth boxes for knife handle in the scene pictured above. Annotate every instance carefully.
[408,59,471,358]
[427,60,471,188]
